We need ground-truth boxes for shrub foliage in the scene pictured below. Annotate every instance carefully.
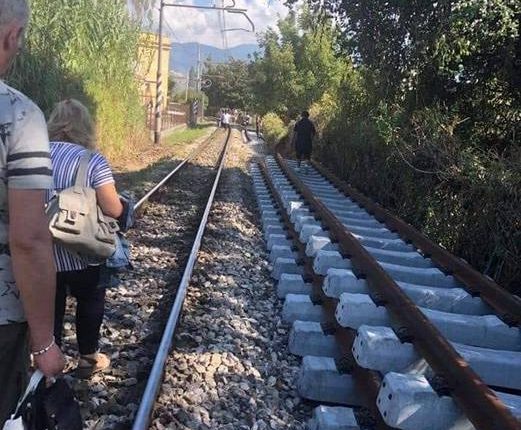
[7,0,145,156]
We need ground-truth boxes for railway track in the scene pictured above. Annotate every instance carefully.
[61,128,231,429]
[251,154,521,430]
[131,127,232,429]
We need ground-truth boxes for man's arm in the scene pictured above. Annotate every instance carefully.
[8,189,64,376]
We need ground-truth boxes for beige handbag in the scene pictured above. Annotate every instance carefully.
[46,151,119,259]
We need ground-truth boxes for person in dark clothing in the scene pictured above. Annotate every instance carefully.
[292,111,316,170]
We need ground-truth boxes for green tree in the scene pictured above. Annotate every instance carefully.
[203,60,254,113]
[251,12,344,119]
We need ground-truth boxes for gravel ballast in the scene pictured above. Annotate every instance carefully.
[152,131,309,429]
[60,129,309,429]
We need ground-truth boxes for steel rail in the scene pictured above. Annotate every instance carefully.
[133,129,218,211]
[132,129,232,430]
[276,154,520,430]
[310,160,521,326]
[258,160,392,430]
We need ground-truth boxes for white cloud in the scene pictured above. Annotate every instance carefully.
[155,0,291,47]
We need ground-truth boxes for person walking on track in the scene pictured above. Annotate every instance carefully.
[292,111,316,172]
[222,109,231,130]
[0,0,65,424]
[255,115,262,139]
[47,99,123,379]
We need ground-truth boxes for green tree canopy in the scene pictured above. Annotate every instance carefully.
[203,59,254,113]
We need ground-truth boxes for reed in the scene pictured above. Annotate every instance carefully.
[7,0,146,157]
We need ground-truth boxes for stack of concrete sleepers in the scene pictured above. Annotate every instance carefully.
[251,157,521,430]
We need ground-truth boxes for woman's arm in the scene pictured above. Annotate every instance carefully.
[96,183,123,219]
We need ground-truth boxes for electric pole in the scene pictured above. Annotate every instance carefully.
[154,1,165,144]
[197,43,205,122]
[185,70,189,102]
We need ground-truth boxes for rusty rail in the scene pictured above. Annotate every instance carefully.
[258,159,392,430]
[311,160,521,327]
[134,128,218,211]
[276,154,520,430]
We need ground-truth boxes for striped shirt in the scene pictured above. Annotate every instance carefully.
[48,142,115,272]
[0,80,53,325]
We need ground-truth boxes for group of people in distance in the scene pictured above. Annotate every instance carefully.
[0,0,125,424]
[217,108,263,132]
[217,108,316,163]
[217,108,232,129]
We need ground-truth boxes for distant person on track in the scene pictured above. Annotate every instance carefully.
[292,111,316,172]
[0,0,66,424]
[47,99,123,379]
[255,115,262,139]
[222,110,231,130]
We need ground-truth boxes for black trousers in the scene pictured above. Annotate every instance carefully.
[54,266,105,355]
[295,140,312,160]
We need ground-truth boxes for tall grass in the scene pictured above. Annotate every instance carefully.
[7,0,145,157]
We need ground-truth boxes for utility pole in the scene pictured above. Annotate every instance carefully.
[185,71,189,102]
[154,1,165,144]
[196,43,204,122]
[196,43,201,93]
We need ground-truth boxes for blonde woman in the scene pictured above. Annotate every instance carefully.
[47,99,123,378]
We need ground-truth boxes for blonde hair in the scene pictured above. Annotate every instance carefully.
[47,99,96,150]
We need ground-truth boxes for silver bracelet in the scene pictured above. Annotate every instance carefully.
[32,337,55,356]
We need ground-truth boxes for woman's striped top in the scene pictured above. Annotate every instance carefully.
[48,141,115,272]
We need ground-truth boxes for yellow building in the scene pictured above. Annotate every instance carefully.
[136,32,171,111]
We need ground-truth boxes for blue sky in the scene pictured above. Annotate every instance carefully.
[155,1,291,47]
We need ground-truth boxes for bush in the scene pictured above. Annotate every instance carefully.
[6,0,145,158]
[314,74,521,292]
[262,112,288,147]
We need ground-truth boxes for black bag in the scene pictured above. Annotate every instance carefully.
[3,371,83,430]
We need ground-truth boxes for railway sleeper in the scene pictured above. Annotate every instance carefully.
[277,273,313,298]
[289,320,341,358]
[377,372,521,430]
[272,256,305,280]
[297,355,361,406]
[308,240,457,288]
[294,215,457,287]
[282,293,327,323]
[335,292,521,351]
[262,159,521,429]
[308,405,361,430]
[307,235,434,268]
[353,325,521,391]
[266,233,292,251]
[324,268,490,315]
[269,244,298,264]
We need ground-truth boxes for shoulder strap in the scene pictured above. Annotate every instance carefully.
[74,150,93,187]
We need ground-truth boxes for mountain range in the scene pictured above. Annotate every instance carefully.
[170,42,258,74]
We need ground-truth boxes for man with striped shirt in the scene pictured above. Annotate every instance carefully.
[0,0,65,423]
